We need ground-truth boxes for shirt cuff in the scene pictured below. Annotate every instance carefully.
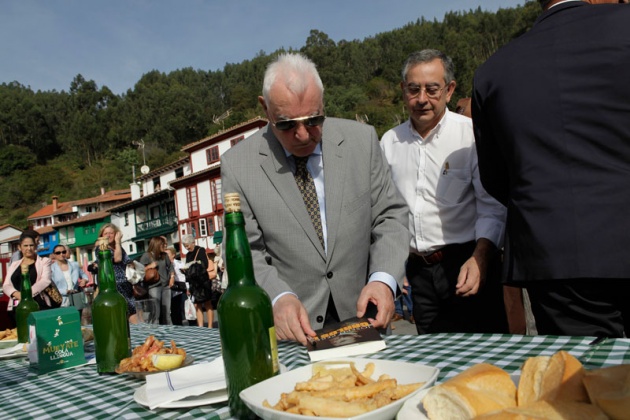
[368,272,397,296]
[272,291,298,306]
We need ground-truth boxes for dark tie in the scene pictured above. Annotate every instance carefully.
[294,156,324,249]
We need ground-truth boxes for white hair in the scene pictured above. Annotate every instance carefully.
[181,234,195,245]
[262,53,324,104]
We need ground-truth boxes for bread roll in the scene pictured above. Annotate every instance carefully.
[474,400,608,420]
[517,350,588,406]
[423,363,517,419]
[583,364,630,420]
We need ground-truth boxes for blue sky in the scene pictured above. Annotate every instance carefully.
[1,0,526,95]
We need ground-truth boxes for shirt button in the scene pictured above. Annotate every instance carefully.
[327,272,333,279]
[316,315,324,323]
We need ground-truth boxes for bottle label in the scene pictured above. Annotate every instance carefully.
[268,326,280,374]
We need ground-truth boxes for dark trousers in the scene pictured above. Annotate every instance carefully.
[526,279,630,338]
[408,241,508,335]
[171,293,185,326]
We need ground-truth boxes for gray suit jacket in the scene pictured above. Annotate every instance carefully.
[221,117,410,329]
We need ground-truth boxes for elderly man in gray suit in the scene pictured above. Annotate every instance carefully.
[221,53,410,344]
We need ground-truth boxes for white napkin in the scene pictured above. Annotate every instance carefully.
[144,356,226,409]
[0,343,24,356]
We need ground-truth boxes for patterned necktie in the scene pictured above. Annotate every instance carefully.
[294,156,324,248]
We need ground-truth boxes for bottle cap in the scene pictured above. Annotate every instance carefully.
[96,237,109,250]
[20,263,29,274]
[224,193,241,213]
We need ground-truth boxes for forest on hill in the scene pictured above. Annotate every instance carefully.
[0,1,540,228]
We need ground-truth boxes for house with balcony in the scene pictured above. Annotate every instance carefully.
[171,117,268,257]
[108,157,190,259]
[28,189,132,270]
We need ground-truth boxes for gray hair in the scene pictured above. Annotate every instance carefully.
[181,234,195,245]
[262,53,324,104]
[401,49,455,85]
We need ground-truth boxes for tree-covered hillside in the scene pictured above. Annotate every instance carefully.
[0,1,540,227]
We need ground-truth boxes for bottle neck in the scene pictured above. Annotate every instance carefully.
[97,249,117,291]
[20,272,34,301]
[224,211,255,287]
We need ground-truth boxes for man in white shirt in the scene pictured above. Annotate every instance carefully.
[381,49,508,334]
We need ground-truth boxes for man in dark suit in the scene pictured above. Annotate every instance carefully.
[472,0,630,337]
[221,53,410,345]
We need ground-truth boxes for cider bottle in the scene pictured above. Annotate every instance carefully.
[16,264,39,343]
[92,237,131,373]
[218,193,279,419]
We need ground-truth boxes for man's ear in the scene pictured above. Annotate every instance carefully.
[258,96,267,111]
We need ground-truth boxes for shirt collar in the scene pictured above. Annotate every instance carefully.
[407,108,450,141]
[284,142,323,159]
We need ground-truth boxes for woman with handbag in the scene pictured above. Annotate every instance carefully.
[50,244,88,310]
[2,232,53,326]
[166,246,187,325]
[140,236,175,325]
[181,234,215,328]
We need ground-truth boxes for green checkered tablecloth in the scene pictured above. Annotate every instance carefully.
[0,325,628,419]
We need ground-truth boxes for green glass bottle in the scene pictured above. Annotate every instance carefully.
[218,193,279,419]
[16,264,39,343]
[92,238,131,374]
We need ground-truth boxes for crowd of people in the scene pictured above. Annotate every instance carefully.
[3,0,629,340]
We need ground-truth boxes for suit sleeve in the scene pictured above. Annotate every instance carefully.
[221,153,294,301]
[472,79,509,206]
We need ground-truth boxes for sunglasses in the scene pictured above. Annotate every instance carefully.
[272,115,326,131]
[54,250,67,255]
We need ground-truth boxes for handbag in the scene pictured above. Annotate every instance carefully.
[133,282,149,299]
[68,291,87,311]
[34,281,63,309]
[184,296,196,321]
[171,281,187,292]
[125,261,145,285]
[144,266,160,285]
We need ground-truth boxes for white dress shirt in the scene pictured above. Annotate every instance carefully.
[381,109,505,254]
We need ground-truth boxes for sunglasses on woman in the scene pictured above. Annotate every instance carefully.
[54,250,67,255]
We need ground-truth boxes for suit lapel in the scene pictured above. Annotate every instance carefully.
[259,128,326,260]
[321,124,345,262]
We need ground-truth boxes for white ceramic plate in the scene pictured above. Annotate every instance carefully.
[118,354,195,379]
[0,339,18,350]
[240,358,439,420]
[134,384,228,408]
[396,388,430,420]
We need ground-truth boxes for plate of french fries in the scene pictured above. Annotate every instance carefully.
[0,328,18,349]
[240,358,439,420]
[115,335,191,379]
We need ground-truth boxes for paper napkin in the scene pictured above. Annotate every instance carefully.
[144,356,226,409]
[0,343,24,356]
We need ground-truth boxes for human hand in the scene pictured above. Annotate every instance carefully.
[356,281,395,329]
[115,231,123,243]
[273,294,316,345]
[455,256,484,297]
[12,291,21,301]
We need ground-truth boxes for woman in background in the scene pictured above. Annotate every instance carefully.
[181,234,215,328]
[140,236,175,325]
[50,244,88,309]
[2,233,53,326]
[166,246,187,325]
[92,223,138,323]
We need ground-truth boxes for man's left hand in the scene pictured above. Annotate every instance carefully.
[455,238,494,297]
[356,281,395,329]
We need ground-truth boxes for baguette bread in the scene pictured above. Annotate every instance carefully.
[474,400,608,420]
[423,363,517,419]
[517,350,588,406]
[583,364,630,420]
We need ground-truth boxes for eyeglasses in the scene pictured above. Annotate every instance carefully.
[272,115,326,131]
[54,250,67,255]
[403,83,448,100]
